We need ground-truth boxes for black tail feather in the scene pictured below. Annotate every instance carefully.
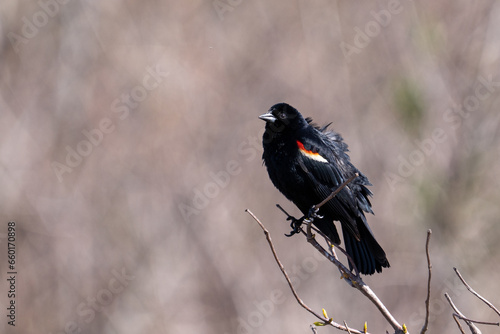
[343,217,390,275]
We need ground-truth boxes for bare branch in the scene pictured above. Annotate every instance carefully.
[277,203,359,276]
[303,218,356,281]
[247,173,407,334]
[444,268,500,333]
[344,320,353,334]
[356,282,404,334]
[444,293,482,334]
[305,177,405,334]
[245,209,368,334]
[454,315,499,327]
[420,229,432,334]
[302,215,404,331]
[451,313,467,334]
[245,210,322,320]
[453,268,500,318]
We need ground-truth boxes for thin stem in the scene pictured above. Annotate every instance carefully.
[344,321,353,334]
[444,293,482,334]
[454,267,500,318]
[313,173,359,211]
[245,209,367,334]
[246,171,406,334]
[420,229,432,334]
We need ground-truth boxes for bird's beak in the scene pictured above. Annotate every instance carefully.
[259,112,276,123]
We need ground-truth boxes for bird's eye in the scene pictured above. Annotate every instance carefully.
[278,112,286,120]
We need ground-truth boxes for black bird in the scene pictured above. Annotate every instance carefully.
[259,103,389,275]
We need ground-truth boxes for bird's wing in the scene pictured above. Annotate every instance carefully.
[295,129,365,238]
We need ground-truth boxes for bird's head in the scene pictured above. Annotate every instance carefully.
[259,103,307,142]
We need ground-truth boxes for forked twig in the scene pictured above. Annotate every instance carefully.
[245,209,368,334]
[246,173,406,334]
[277,204,358,277]
[444,267,500,333]
[453,267,500,318]
[302,176,404,333]
[444,293,481,334]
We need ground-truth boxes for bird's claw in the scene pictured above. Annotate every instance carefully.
[285,216,303,237]
[308,206,323,220]
[284,207,321,237]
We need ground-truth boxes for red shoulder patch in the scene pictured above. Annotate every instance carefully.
[296,140,328,163]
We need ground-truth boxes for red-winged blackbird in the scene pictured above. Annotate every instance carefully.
[259,103,389,275]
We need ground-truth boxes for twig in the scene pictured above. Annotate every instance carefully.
[451,313,467,334]
[356,283,404,334]
[245,209,368,334]
[454,315,499,326]
[304,218,355,281]
[247,172,407,334]
[344,320,353,334]
[444,268,500,333]
[444,293,482,334]
[277,204,359,277]
[303,177,405,334]
[313,173,359,211]
[420,229,432,334]
[312,224,360,276]
[245,210,323,320]
[453,267,500,318]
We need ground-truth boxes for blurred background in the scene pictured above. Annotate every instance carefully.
[1,1,500,333]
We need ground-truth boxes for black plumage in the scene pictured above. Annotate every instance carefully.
[259,103,389,275]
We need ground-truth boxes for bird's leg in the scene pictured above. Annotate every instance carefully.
[276,204,305,237]
[285,215,304,237]
[283,206,323,237]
